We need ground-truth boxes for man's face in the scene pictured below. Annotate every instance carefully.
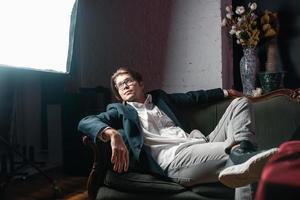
[114,73,145,103]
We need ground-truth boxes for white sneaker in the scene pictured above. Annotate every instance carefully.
[218,148,278,188]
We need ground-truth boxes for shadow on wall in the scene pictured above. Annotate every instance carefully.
[278,2,300,88]
[74,0,174,92]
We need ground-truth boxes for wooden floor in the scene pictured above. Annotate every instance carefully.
[1,167,88,200]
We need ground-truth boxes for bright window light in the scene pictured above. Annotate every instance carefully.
[0,0,76,73]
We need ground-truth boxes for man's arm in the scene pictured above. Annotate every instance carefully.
[168,88,226,106]
[226,89,244,98]
[78,107,121,142]
[167,88,244,106]
[78,107,129,173]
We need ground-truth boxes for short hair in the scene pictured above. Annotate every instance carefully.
[110,67,143,101]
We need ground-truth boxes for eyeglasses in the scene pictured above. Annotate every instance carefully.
[115,78,136,91]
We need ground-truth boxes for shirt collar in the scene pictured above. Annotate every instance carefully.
[127,94,153,109]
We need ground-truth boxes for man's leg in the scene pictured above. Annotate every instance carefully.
[167,97,257,185]
[205,97,278,189]
[166,142,228,186]
[207,97,256,150]
[219,147,278,188]
[235,185,253,200]
[203,98,256,199]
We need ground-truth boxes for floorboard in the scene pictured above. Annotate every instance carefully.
[1,167,88,200]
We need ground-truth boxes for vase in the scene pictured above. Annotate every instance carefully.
[258,71,286,93]
[265,38,279,72]
[240,47,260,96]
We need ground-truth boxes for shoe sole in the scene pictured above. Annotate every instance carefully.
[218,148,278,188]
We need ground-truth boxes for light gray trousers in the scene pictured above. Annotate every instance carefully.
[166,97,256,186]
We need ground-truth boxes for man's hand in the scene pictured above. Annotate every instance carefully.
[102,128,129,173]
[227,89,244,98]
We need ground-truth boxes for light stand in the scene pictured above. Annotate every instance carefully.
[0,81,62,199]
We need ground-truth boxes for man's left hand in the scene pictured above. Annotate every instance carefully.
[227,89,244,98]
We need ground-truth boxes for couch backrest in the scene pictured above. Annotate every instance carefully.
[253,96,300,148]
[178,95,300,150]
[178,100,230,136]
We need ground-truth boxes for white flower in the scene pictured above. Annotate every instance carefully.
[250,3,257,10]
[236,30,241,37]
[222,3,271,47]
[253,88,262,97]
[250,13,258,20]
[226,13,232,19]
[221,18,227,26]
[235,6,245,15]
[225,5,232,12]
[229,29,236,35]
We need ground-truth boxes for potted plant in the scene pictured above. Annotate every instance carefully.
[222,3,283,94]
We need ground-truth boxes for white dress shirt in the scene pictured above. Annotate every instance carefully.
[127,94,208,170]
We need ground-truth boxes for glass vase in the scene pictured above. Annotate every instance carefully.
[240,47,260,96]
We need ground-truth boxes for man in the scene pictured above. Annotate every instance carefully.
[78,67,277,189]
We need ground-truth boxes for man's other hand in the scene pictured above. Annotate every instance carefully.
[227,89,244,98]
[103,128,129,173]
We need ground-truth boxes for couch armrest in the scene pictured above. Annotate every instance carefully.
[249,88,300,149]
[82,136,111,200]
[248,88,300,102]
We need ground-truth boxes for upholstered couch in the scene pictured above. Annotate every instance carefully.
[80,89,300,200]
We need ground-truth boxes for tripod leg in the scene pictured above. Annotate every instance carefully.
[0,136,62,197]
[0,181,7,200]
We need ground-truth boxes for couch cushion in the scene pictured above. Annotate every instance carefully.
[190,182,235,199]
[104,170,186,193]
[97,186,204,200]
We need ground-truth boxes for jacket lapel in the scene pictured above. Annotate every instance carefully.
[152,94,183,129]
[123,104,140,126]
